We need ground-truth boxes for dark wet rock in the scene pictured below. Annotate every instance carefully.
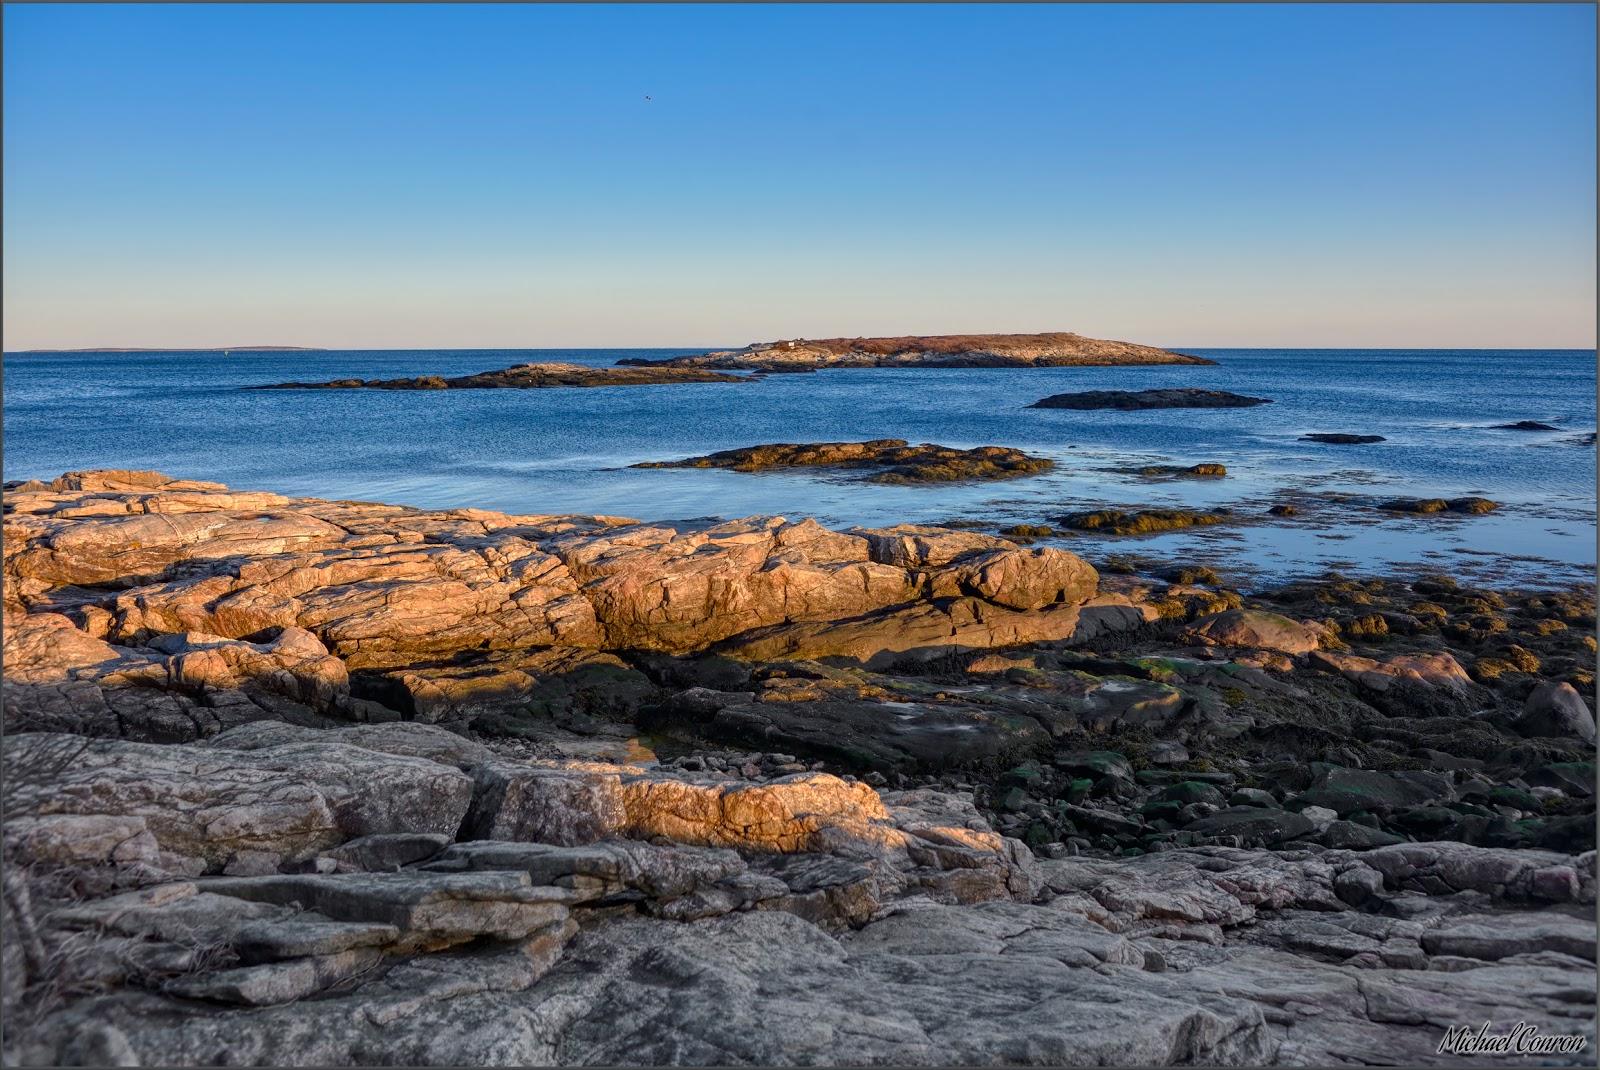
[1523,762,1595,798]
[633,439,1053,484]
[1379,496,1499,515]
[1320,820,1406,850]
[1053,508,1228,536]
[1183,806,1315,845]
[1300,433,1386,444]
[251,362,750,390]
[616,332,1216,371]
[1517,682,1597,744]
[663,695,1054,775]
[1293,766,1454,817]
[1121,462,1227,478]
[1492,420,1561,431]
[1054,750,1134,783]
[1029,388,1268,410]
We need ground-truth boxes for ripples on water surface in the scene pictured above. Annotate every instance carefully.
[4,348,1595,586]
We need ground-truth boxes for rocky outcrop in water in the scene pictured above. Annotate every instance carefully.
[1029,388,1269,410]
[1054,507,1231,535]
[616,333,1214,371]
[1301,433,1386,444]
[1380,497,1500,515]
[249,362,750,390]
[633,440,1054,484]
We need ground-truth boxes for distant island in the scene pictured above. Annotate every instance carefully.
[251,361,751,390]
[617,331,1214,371]
[20,346,327,353]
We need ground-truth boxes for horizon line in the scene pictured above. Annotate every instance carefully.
[7,343,1599,354]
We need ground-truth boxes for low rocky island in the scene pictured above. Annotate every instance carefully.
[250,362,751,390]
[616,332,1215,371]
[2,471,1594,1066]
[1302,433,1387,444]
[1029,388,1270,410]
[633,440,1054,484]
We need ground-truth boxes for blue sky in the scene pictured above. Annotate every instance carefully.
[4,3,1594,349]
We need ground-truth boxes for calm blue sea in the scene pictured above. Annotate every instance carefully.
[3,348,1595,586]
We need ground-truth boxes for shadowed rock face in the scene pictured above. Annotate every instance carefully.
[1029,388,1269,410]
[633,440,1054,484]
[248,362,751,390]
[616,332,1214,370]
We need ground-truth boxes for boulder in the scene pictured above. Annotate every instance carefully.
[1184,609,1321,655]
[1517,682,1596,743]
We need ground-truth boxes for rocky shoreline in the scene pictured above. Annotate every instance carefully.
[3,471,1595,1066]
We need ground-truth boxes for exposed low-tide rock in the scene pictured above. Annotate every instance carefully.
[633,440,1054,484]
[1053,508,1228,536]
[1379,496,1499,515]
[1310,650,1474,693]
[1029,388,1270,410]
[1184,609,1321,655]
[1492,420,1561,431]
[1518,681,1597,743]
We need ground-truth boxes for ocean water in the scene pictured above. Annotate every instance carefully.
[3,348,1595,587]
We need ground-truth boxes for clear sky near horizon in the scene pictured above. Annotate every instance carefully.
[3,3,1595,351]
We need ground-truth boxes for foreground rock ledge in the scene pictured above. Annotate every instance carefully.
[249,361,751,390]
[4,720,1594,1070]
[617,332,1216,370]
